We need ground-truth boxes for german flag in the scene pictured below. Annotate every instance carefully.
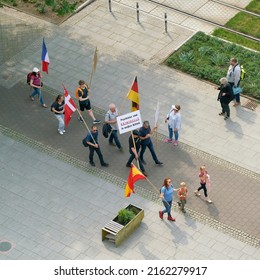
[125,164,146,197]
[127,76,140,111]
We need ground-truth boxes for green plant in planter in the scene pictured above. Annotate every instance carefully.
[117,209,135,226]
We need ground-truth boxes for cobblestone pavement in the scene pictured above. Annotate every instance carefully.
[0,1,259,260]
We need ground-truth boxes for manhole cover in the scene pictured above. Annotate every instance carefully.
[0,241,12,252]
[242,100,258,111]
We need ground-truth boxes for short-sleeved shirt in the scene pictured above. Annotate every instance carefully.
[85,131,98,145]
[161,185,174,202]
[178,187,188,200]
[129,135,141,154]
[51,101,65,115]
[138,126,151,145]
[105,109,119,130]
[31,73,41,87]
[161,185,174,201]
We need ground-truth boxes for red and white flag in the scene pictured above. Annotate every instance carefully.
[41,38,50,74]
[63,84,77,127]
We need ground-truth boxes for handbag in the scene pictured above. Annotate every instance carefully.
[232,86,242,95]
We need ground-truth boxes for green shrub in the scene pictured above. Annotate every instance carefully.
[117,209,135,226]
[166,32,260,100]
[54,0,77,16]
[36,3,46,13]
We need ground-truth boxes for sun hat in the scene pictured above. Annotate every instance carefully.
[33,67,39,72]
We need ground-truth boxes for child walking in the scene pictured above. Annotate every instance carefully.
[177,182,188,213]
[194,165,212,203]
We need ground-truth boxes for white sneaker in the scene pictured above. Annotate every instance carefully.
[63,130,66,133]
[58,129,63,135]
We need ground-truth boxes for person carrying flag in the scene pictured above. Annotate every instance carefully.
[84,125,109,167]
[51,94,65,135]
[29,67,47,108]
[77,80,101,124]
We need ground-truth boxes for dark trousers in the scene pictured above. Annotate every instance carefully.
[140,141,159,163]
[109,130,121,148]
[221,102,230,117]
[89,146,104,164]
[198,183,208,197]
[127,153,145,171]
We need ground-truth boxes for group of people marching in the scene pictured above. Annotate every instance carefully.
[29,65,219,224]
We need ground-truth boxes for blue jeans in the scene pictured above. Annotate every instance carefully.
[162,200,172,216]
[109,130,121,148]
[168,124,173,140]
[234,93,240,103]
[140,141,159,163]
[30,87,45,105]
[55,114,64,131]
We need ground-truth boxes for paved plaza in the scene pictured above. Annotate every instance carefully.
[0,1,259,260]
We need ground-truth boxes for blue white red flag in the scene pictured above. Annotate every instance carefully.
[41,38,50,74]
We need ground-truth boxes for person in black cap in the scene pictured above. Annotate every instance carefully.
[126,130,147,177]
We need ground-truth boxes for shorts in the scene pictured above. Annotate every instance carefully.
[79,100,91,111]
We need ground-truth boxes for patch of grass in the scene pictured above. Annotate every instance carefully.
[246,0,260,14]
[212,29,260,52]
[166,32,260,100]
[225,12,260,39]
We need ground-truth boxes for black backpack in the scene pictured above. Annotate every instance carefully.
[27,72,32,85]
[102,123,112,138]
[82,138,89,147]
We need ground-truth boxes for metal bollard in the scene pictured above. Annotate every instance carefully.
[164,13,168,33]
[136,2,140,23]
[108,0,112,12]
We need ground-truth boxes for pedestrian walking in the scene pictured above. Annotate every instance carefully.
[227,57,241,106]
[76,80,101,124]
[126,130,147,176]
[139,121,163,165]
[159,177,176,221]
[194,165,212,203]
[177,182,188,213]
[164,105,181,146]
[105,103,122,150]
[84,125,109,167]
[51,94,65,135]
[216,77,233,120]
[29,67,47,108]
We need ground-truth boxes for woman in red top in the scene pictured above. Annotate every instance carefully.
[29,67,47,108]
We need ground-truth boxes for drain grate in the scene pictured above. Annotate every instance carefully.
[0,241,12,253]
[242,100,258,111]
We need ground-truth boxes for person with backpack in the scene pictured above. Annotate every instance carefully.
[159,177,177,221]
[227,57,241,106]
[76,80,100,124]
[84,125,109,167]
[216,77,233,120]
[29,67,47,108]
[51,94,65,135]
[105,103,122,150]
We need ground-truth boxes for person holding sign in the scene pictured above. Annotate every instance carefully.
[126,130,147,177]
[139,121,163,165]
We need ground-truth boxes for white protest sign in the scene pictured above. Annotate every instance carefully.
[117,110,142,134]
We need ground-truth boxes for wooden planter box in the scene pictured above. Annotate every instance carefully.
[102,204,144,246]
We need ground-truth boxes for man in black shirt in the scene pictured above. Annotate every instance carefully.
[126,130,147,176]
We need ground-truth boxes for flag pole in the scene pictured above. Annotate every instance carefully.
[119,76,136,114]
[89,46,97,89]
[76,109,97,144]
[131,131,140,170]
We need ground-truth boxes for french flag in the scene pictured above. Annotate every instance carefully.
[41,38,50,74]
